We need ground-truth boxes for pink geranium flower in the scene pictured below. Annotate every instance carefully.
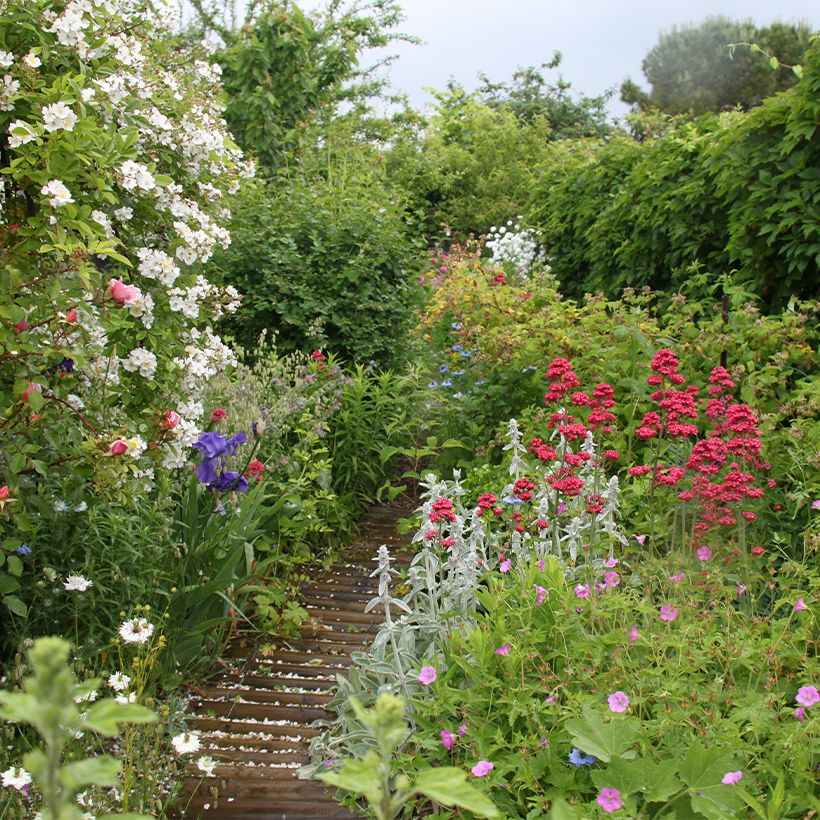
[796,685,819,708]
[597,787,622,813]
[495,644,511,656]
[721,771,743,785]
[471,760,494,777]
[536,558,545,571]
[660,605,678,622]
[795,597,807,612]
[607,691,629,713]
[457,723,468,736]
[575,583,590,598]
[499,559,512,573]
[628,624,639,642]
[417,666,437,685]
[668,572,685,582]
[696,546,713,561]
[534,584,547,606]
[604,571,620,587]
[603,557,618,568]
[440,729,456,750]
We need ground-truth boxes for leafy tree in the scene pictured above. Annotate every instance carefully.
[477,54,613,139]
[621,16,813,115]
[187,0,413,170]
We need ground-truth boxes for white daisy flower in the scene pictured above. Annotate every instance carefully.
[171,732,201,755]
[197,755,217,776]
[64,574,93,591]
[118,617,154,644]
[1,766,32,790]
[108,672,130,691]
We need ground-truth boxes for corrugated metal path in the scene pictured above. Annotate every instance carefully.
[177,504,413,819]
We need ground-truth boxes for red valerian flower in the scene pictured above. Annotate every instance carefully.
[210,407,228,423]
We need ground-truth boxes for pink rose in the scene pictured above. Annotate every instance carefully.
[110,439,129,456]
[108,277,139,305]
[162,410,181,430]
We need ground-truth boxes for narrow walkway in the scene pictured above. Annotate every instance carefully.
[179,504,411,819]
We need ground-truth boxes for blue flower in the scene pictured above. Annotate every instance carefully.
[460,349,473,357]
[568,748,597,766]
[211,470,249,493]
[441,378,453,388]
[427,381,439,389]
[475,379,487,386]
[454,369,465,376]
[16,544,31,557]
[451,345,462,352]
[440,364,449,374]
[192,431,248,490]
[451,322,463,330]
[502,496,524,505]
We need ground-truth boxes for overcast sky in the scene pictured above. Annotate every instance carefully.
[320,0,819,118]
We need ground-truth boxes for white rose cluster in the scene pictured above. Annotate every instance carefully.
[1,0,252,484]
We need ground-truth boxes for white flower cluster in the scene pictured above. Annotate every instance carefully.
[486,219,544,277]
[121,347,157,380]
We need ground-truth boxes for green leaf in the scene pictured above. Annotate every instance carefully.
[678,742,741,819]
[548,798,582,819]
[3,595,27,616]
[565,709,639,763]
[6,555,23,577]
[82,700,156,736]
[592,756,681,802]
[0,691,39,722]
[411,767,499,818]
[0,575,20,594]
[59,756,121,789]
[318,754,382,807]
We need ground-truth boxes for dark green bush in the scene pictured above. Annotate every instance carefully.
[210,153,423,365]
[528,36,820,306]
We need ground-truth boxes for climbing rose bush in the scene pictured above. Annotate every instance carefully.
[0,0,255,609]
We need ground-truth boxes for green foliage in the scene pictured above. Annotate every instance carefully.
[529,37,820,306]
[477,57,613,138]
[0,637,156,820]
[210,150,422,365]
[191,0,412,171]
[386,85,556,239]
[621,16,813,115]
[405,549,819,818]
[318,693,499,819]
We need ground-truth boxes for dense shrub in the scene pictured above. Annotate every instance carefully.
[210,152,422,365]
[528,36,820,306]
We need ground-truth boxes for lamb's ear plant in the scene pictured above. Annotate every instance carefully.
[318,693,499,820]
[0,636,156,820]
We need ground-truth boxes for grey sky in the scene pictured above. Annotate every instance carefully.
[346,0,818,118]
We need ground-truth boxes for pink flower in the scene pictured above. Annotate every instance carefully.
[575,583,590,599]
[607,691,629,713]
[108,277,139,305]
[110,439,128,456]
[721,771,743,785]
[534,584,547,606]
[499,559,512,573]
[162,409,181,430]
[696,546,713,561]
[603,557,618,568]
[634,535,647,546]
[471,760,494,777]
[660,605,678,622]
[536,558,545,571]
[795,706,806,722]
[795,685,819,708]
[668,572,685,582]
[417,666,437,685]
[628,624,639,642]
[736,582,746,598]
[597,787,622,813]
[457,723,468,736]
[440,729,456,750]
[604,571,620,587]
[495,644,511,656]
[795,597,807,612]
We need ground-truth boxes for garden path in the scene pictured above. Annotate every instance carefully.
[179,504,412,819]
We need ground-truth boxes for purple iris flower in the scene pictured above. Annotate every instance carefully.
[192,431,249,493]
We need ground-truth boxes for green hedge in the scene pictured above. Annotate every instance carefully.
[528,37,820,306]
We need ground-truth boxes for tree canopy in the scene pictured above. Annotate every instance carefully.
[621,16,813,115]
